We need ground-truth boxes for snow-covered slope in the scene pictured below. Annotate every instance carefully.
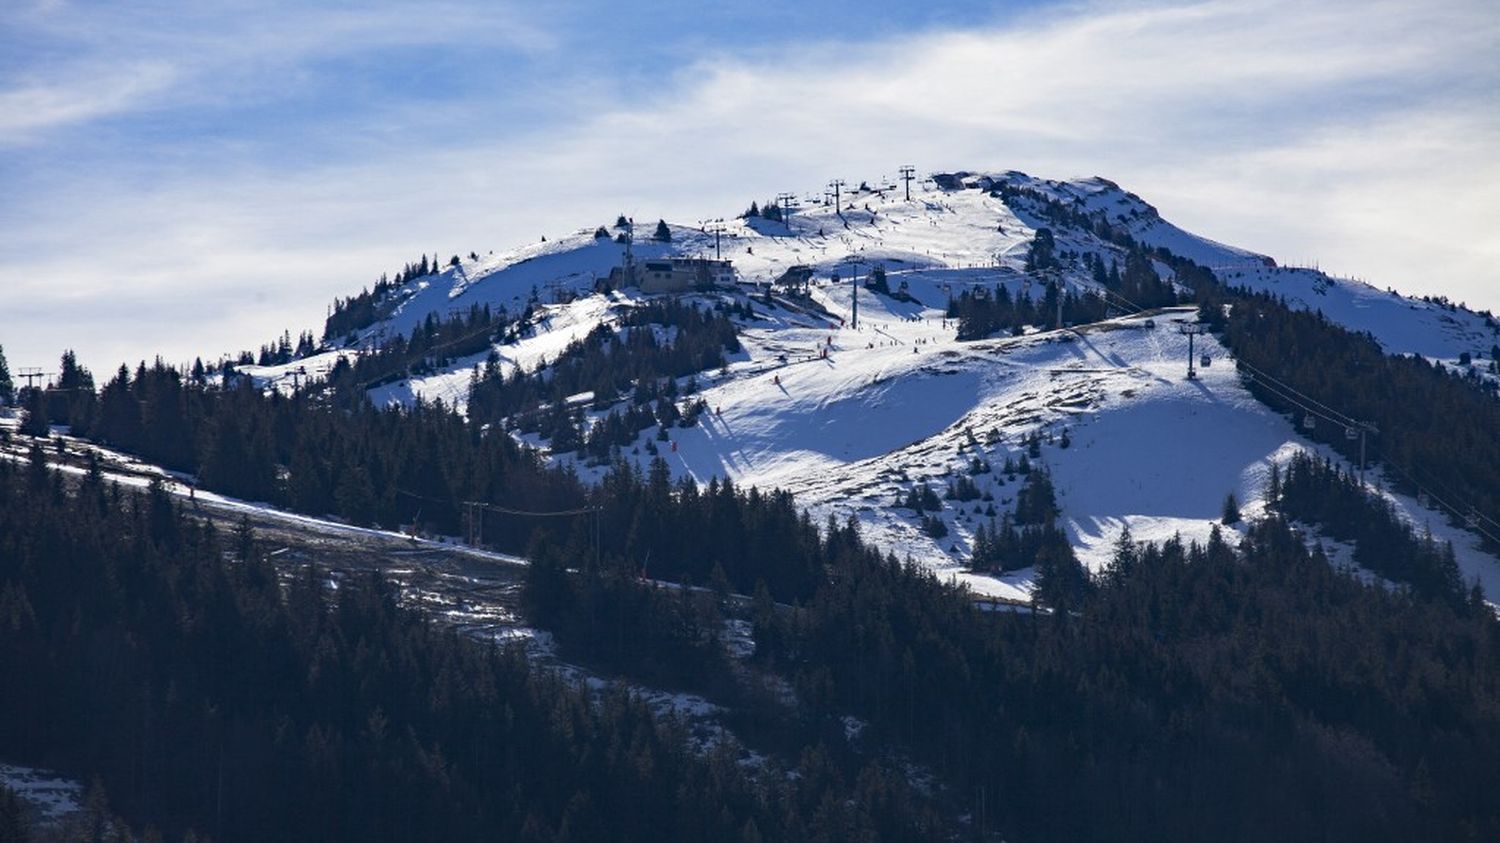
[991,171,1498,364]
[295,169,1500,600]
[352,170,1496,371]
[524,291,1498,604]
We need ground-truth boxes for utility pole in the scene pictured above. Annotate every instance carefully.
[828,179,846,215]
[898,165,916,201]
[1177,323,1208,379]
[843,254,861,329]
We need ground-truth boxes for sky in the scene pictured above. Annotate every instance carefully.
[2,0,1497,375]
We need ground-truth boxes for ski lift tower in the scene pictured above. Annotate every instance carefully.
[16,367,51,390]
[899,165,916,201]
[1347,421,1378,484]
[621,218,636,285]
[828,179,847,215]
[776,192,797,225]
[843,254,862,329]
[701,218,726,260]
[1177,323,1208,379]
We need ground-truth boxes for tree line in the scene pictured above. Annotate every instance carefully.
[0,452,950,841]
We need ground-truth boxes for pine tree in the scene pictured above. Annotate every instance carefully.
[20,387,47,436]
[653,219,672,241]
[1221,492,1242,525]
[0,344,11,405]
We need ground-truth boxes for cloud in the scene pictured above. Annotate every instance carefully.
[0,62,177,142]
[2,0,1497,373]
[0,1,555,144]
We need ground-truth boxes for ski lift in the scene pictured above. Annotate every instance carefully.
[1143,318,1156,329]
[1344,426,1358,440]
[1200,354,1212,368]
[1417,491,1432,508]
[1467,510,1481,529]
[1301,415,1316,431]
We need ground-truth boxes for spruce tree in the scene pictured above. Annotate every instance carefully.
[0,344,10,404]
[1221,492,1242,525]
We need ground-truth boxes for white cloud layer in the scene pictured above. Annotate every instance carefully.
[2,0,1496,373]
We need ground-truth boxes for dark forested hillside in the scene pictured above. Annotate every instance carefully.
[0,453,946,842]
[753,515,1500,843]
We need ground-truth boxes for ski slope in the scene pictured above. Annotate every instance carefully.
[288,168,1500,600]
[510,287,1500,603]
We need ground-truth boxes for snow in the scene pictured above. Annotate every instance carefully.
[0,762,83,825]
[366,292,622,411]
[331,170,1500,602]
[604,305,1305,600]
[1213,263,1497,363]
[238,348,356,394]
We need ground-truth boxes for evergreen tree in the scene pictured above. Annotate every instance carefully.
[1221,492,1242,525]
[0,344,11,405]
[19,387,46,436]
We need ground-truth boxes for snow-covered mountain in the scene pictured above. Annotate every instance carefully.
[244,170,1500,603]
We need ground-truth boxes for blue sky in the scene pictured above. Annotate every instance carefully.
[2,0,1497,373]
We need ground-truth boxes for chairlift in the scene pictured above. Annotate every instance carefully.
[1467,510,1481,529]
[1417,491,1431,508]
[1143,318,1156,329]
[1301,415,1316,431]
[1344,426,1358,440]
[1200,354,1212,368]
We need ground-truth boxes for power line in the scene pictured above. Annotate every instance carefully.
[1229,359,1498,540]
[465,501,598,518]
[354,317,504,392]
[1233,358,1359,429]
[1381,460,1500,548]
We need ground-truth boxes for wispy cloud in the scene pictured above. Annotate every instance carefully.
[0,61,176,141]
[2,0,1496,373]
[0,1,555,144]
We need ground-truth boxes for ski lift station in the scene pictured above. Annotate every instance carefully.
[610,257,736,294]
